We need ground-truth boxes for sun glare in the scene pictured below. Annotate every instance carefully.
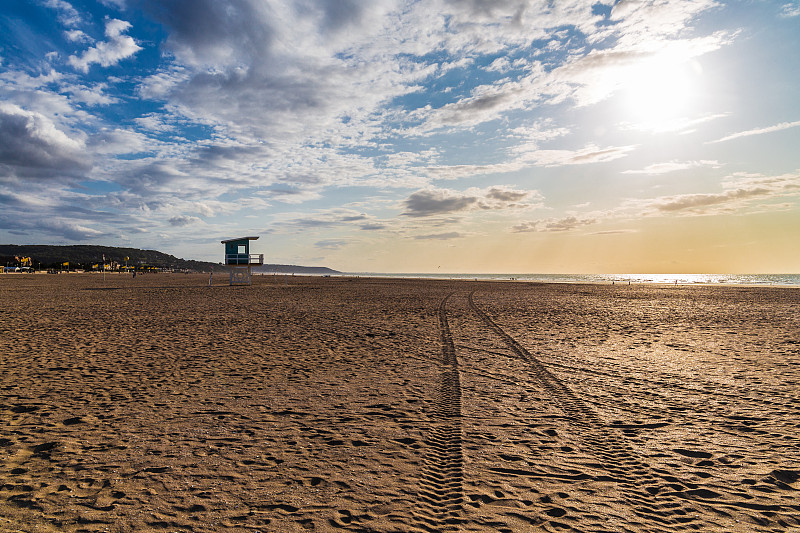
[619,52,699,131]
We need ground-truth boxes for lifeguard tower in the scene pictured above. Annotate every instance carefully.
[221,236,263,285]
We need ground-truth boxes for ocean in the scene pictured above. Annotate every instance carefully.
[341,273,800,286]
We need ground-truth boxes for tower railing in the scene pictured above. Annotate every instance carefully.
[224,254,264,265]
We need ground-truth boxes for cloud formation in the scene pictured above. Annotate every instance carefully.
[518,144,638,167]
[1,0,797,268]
[632,171,800,216]
[402,189,477,218]
[168,215,201,226]
[708,120,800,144]
[402,186,540,217]
[512,216,597,233]
[68,18,141,72]
[45,0,82,27]
[315,239,348,250]
[780,3,800,17]
[622,160,721,175]
[0,103,88,178]
[510,170,800,235]
[414,232,463,240]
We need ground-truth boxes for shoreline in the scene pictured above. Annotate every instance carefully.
[316,272,800,288]
[5,269,800,287]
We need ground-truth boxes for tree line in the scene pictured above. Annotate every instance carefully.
[0,245,214,272]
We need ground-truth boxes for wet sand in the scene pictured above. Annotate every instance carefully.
[1,273,799,532]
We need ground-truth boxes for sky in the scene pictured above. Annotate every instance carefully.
[1,0,799,273]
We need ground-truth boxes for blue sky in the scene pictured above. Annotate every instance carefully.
[1,0,799,273]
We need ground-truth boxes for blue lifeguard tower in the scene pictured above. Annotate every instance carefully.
[221,236,263,285]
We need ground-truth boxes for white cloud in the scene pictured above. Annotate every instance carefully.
[620,171,800,218]
[512,216,597,233]
[622,160,721,175]
[64,29,92,43]
[485,57,513,73]
[609,0,722,45]
[408,67,548,133]
[137,68,189,100]
[382,149,439,168]
[100,0,127,9]
[44,0,82,27]
[509,121,571,143]
[0,68,62,90]
[89,128,152,155]
[134,113,177,133]
[780,2,800,17]
[517,143,637,167]
[510,170,800,235]
[620,112,729,134]
[68,18,142,73]
[630,172,800,215]
[707,120,800,144]
[423,162,525,180]
[61,82,118,106]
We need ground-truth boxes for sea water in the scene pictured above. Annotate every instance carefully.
[343,273,800,286]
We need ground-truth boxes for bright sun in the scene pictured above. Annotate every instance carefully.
[619,51,699,131]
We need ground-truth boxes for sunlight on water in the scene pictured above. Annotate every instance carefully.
[345,273,800,286]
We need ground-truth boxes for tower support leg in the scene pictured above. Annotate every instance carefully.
[230,265,252,285]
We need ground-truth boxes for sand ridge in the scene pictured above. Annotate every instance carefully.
[1,273,799,531]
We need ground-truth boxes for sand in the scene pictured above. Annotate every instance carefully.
[1,273,799,532]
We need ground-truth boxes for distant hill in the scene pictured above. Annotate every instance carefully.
[252,264,339,275]
[0,244,214,271]
[0,245,340,274]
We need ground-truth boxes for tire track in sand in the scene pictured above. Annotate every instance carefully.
[415,292,464,531]
[467,290,704,531]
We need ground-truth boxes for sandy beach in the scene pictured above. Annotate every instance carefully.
[1,273,798,532]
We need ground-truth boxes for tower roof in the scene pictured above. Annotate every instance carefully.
[220,236,260,244]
